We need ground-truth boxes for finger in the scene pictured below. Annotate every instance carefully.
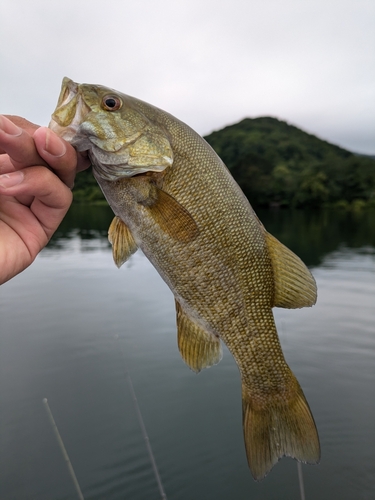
[34,128,91,187]
[0,116,90,186]
[0,154,17,175]
[76,150,91,172]
[0,115,38,155]
[3,115,39,135]
[0,166,73,238]
[33,127,79,188]
[0,115,46,167]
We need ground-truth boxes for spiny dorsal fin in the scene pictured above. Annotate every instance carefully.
[108,216,138,268]
[175,300,222,373]
[143,188,199,243]
[265,232,317,309]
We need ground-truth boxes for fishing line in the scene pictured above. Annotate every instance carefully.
[297,461,306,500]
[43,398,84,500]
[116,335,167,500]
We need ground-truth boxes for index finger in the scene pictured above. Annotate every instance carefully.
[3,115,40,135]
[0,115,40,154]
[0,115,46,167]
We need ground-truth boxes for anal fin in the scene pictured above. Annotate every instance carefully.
[175,300,222,373]
[265,231,317,308]
[108,216,138,268]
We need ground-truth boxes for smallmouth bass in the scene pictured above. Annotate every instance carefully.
[50,78,320,480]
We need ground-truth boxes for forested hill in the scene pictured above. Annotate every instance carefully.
[73,116,375,209]
[204,117,375,208]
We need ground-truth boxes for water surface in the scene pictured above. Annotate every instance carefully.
[1,206,374,499]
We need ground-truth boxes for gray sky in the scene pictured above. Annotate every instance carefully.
[1,0,374,154]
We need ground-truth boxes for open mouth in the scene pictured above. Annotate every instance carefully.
[49,78,91,142]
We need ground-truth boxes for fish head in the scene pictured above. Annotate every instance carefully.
[49,78,173,180]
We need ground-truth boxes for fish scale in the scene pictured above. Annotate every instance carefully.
[50,77,320,480]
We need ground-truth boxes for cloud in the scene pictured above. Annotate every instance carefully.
[1,0,374,153]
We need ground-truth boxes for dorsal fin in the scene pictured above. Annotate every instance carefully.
[265,231,317,308]
[175,300,222,373]
[108,216,138,268]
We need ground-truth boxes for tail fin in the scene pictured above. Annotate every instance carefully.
[242,380,320,481]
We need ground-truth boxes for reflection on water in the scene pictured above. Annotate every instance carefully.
[1,205,374,500]
[51,205,375,266]
[258,208,375,267]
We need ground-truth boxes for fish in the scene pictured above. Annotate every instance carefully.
[49,77,320,480]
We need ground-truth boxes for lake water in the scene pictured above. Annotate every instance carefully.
[1,206,374,500]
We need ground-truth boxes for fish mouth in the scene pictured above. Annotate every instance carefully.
[49,77,174,181]
[49,77,91,142]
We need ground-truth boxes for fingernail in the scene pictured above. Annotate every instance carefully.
[0,115,22,137]
[44,128,66,157]
[0,171,24,188]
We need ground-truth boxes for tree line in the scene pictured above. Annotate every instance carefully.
[72,116,375,209]
[205,117,375,209]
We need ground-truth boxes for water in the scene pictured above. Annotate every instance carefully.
[1,206,374,500]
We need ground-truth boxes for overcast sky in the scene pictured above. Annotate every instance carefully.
[1,0,374,154]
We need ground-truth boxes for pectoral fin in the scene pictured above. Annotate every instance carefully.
[108,216,138,268]
[175,300,222,373]
[265,232,317,308]
[142,187,199,243]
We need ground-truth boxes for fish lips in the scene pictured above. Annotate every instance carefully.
[49,77,174,180]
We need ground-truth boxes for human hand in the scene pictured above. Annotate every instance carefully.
[0,115,90,284]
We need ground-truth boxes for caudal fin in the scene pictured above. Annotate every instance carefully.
[242,381,320,481]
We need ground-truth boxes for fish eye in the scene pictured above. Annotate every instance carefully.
[102,95,122,111]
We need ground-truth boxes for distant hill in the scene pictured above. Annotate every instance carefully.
[204,117,375,208]
[73,116,375,209]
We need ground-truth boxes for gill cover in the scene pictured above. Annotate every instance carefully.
[49,77,174,180]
